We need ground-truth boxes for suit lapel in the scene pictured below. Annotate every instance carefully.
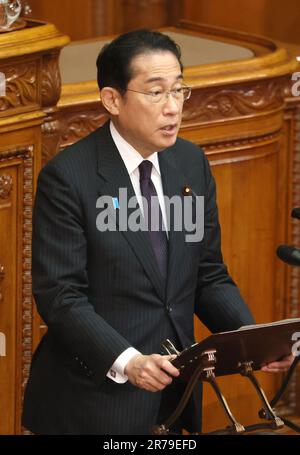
[95,123,166,301]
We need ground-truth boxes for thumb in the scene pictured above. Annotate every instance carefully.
[164,354,177,361]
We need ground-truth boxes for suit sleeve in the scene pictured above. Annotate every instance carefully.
[194,154,255,332]
[32,162,132,384]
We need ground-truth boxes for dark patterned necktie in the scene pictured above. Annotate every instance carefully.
[139,160,168,278]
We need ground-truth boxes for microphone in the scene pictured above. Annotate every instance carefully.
[277,245,300,266]
[291,207,300,220]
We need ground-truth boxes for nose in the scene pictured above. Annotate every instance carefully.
[162,92,181,115]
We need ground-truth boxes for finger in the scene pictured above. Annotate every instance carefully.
[143,357,174,384]
[149,364,174,387]
[148,371,173,388]
[157,357,180,378]
[161,361,180,378]
[261,366,282,373]
[136,374,171,392]
[261,364,289,373]
[136,362,173,389]
[262,368,288,373]
[147,355,179,379]
[262,354,295,371]
[131,354,179,391]
[265,359,293,369]
[163,354,177,361]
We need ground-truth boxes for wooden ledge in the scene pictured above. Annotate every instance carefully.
[0,19,70,58]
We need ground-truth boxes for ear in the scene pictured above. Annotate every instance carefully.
[100,87,121,115]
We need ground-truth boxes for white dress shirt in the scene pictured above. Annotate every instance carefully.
[106,120,168,383]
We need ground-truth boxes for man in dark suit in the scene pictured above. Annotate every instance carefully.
[22,29,293,435]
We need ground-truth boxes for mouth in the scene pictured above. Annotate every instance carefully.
[160,123,178,136]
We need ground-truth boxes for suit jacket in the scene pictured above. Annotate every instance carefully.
[22,121,254,434]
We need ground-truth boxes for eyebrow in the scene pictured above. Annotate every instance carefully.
[145,74,183,84]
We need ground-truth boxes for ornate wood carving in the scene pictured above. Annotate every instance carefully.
[21,146,34,416]
[202,132,280,152]
[42,104,109,163]
[0,146,34,431]
[0,174,13,199]
[202,132,280,165]
[41,52,62,108]
[183,78,287,123]
[58,107,108,149]
[41,51,64,164]
[54,78,289,155]
[0,62,38,111]
[41,112,61,166]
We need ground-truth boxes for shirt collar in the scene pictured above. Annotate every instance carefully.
[110,120,161,176]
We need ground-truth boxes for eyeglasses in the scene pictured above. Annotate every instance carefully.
[126,85,192,104]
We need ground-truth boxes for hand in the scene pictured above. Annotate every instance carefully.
[261,354,295,373]
[124,353,180,392]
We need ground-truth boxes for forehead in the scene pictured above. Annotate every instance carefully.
[129,51,182,82]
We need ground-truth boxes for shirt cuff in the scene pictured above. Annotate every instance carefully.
[106,347,141,383]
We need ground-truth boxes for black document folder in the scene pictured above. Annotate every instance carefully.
[172,318,300,380]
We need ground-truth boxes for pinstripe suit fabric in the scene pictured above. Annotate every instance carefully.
[22,122,254,434]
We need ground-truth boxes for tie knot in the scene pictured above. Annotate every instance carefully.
[139,160,153,181]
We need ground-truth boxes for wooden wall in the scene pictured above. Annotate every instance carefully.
[26,0,181,41]
[181,0,300,45]
[26,0,300,45]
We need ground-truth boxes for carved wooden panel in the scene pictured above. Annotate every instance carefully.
[41,50,64,168]
[0,60,39,114]
[42,104,108,164]
[182,78,286,124]
[59,107,108,147]
[0,174,13,199]
[0,146,34,435]
[53,78,288,158]
[41,52,62,108]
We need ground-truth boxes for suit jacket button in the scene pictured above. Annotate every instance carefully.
[166,305,172,314]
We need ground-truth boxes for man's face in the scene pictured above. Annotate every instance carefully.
[113,51,184,157]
